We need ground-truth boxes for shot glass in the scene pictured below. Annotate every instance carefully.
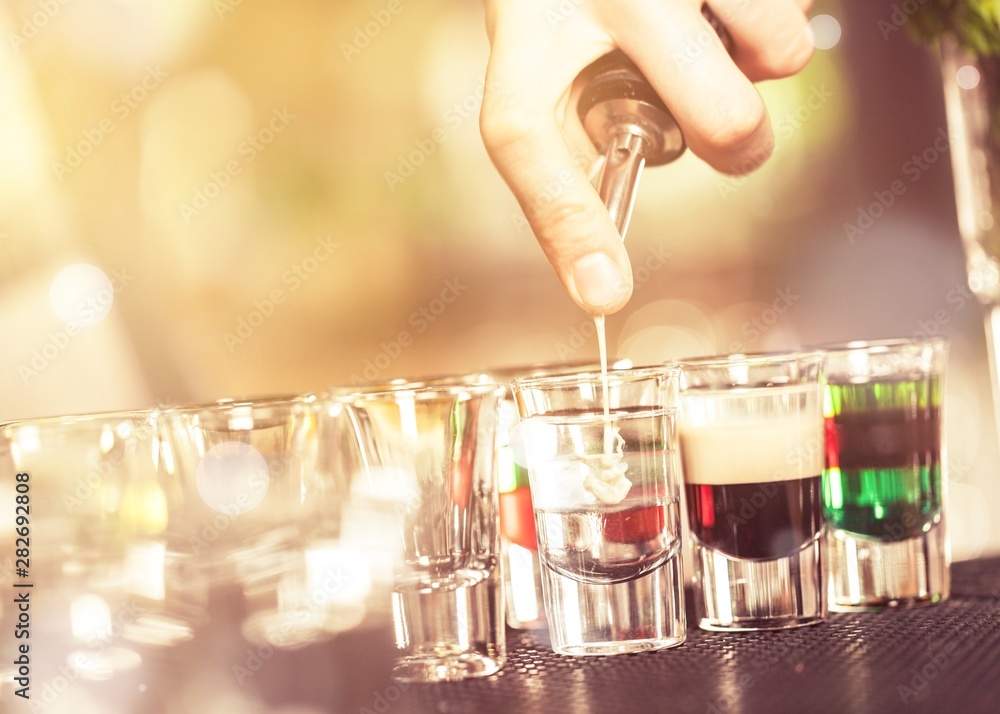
[0,410,206,704]
[160,395,379,650]
[341,380,507,682]
[511,367,685,656]
[679,353,827,631]
[821,337,950,610]
[488,359,631,631]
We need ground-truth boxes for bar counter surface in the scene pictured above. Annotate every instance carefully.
[7,556,1000,714]
[390,555,1000,714]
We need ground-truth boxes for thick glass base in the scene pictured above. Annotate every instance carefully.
[826,519,949,612]
[541,551,685,656]
[391,650,505,683]
[391,569,506,683]
[694,537,825,631]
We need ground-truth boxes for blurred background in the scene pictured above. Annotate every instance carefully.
[0,0,995,560]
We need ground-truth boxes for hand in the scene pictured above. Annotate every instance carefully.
[479,0,814,315]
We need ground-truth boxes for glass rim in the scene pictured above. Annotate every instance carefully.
[0,408,157,433]
[510,365,680,392]
[159,392,316,418]
[677,350,825,369]
[335,380,506,403]
[482,358,633,381]
[324,371,498,398]
[809,336,949,355]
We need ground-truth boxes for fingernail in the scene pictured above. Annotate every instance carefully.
[571,252,630,310]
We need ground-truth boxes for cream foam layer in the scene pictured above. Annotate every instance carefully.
[679,413,824,486]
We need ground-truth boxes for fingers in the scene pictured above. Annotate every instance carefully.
[708,0,814,81]
[479,0,816,313]
[606,0,775,176]
[480,9,634,315]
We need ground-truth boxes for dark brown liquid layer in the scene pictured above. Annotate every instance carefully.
[686,476,823,560]
[829,407,940,470]
[825,404,942,539]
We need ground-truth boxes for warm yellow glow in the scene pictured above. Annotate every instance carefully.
[13,426,41,461]
[100,424,115,454]
[397,393,418,440]
[227,406,254,431]
[305,542,371,603]
[120,481,169,536]
[125,540,166,601]
[160,438,175,475]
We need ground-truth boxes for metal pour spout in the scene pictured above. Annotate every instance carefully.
[576,50,685,238]
[575,8,730,238]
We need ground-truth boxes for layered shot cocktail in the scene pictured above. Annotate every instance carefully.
[822,338,949,610]
[679,352,826,630]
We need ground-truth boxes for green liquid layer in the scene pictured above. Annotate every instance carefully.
[823,378,942,540]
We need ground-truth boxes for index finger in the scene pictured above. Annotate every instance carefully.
[480,25,634,314]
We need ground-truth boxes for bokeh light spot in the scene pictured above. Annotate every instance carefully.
[196,442,269,514]
[956,65,981,90]
[807,15,842,50]
[50,263,115,327]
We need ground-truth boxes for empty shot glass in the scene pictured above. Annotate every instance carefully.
[679,352,827,631]
[511,367,686,656]
[0,410,207,707]
[821,337,950,610]
[341,380,507,682]
[161,395,379,649]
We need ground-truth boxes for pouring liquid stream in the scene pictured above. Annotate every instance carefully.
[588,313,630,505]
[596,314,613,453]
